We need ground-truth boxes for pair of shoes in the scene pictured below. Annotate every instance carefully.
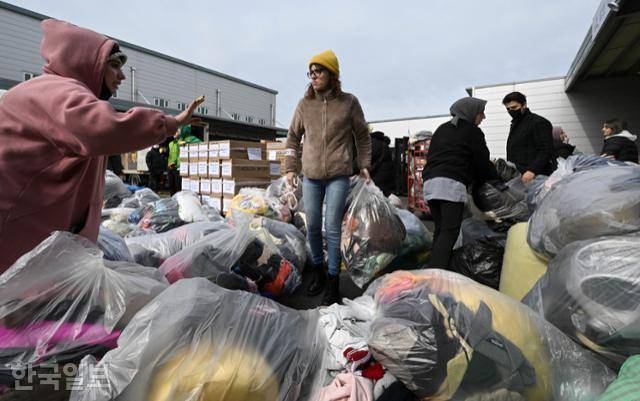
[321,274,340,306]
[307,263,326,296]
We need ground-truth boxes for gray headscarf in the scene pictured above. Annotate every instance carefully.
[450,97,487,127]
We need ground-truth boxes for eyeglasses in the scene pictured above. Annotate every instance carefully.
[307,68,326,79]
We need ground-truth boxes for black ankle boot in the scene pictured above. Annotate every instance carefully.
[321,274,340,305]
[307,264,327,296]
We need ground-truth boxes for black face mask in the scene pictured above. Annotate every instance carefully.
[508,109,523,120]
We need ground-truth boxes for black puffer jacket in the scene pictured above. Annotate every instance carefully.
[370,132,395,195]
[506,109,554,175]
[601,131,638,163]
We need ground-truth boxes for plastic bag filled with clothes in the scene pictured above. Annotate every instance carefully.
[523,235,640,369]
[267,176,304,213]
[173,191,209,223]
[118,188,161,209]
[158,223,256,292]
[248,215,307,272]
[126,221,231,267]
[494,158,520,182]
[527,165,640,259]
[97,226,134,262]
[138,198,185,233]
[101,208,139,237]
[473,177,530,228]
[527,155,625,211]
[389,209,433,269]
[229,188,291,223]
[450,219,506,289]
[365,270,615,401]
[103,170,132,208]
[0,232,168,385]
[69,278,327,401]
[342,180,406,288]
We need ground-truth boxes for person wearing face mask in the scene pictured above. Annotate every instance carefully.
[422,97,497,269]
[0,19,203,272]
[503,92,554,183]
[600,118,638,163]
[284,50,372,305]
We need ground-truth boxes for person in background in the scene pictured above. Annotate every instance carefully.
[146,144,165,191]
[284,50,372,305]
[107,154,125,178]
[601,119,638,163]
[503,92,554,182]
[0,19,203,272]
[552,126,576,160]
[370,131,395,196]
[422,97,497,269]
[167,125,201,195]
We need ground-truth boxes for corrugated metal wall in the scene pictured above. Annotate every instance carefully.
[0,6,277,126]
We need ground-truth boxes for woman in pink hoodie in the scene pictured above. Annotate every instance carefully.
[0,19,203,272]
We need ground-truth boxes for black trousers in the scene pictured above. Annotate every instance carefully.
[168,168,180,195]
[428,199,465,269]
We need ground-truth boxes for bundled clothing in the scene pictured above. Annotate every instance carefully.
[506,109,554,175]
[370,132,395,196]
[0,20,178,273]
[601,130,638,163]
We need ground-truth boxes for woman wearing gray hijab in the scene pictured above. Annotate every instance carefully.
[422,97,497,269]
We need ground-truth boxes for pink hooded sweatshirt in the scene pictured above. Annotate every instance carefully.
[0,19,178,272]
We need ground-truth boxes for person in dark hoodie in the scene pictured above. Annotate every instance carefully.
[503,92,554,182]
[370,131,395,196]
[0,19,203,272]
[422,97,497,269]
[601,119,638,163]
[146,145,166,191]
[552,126,576,160]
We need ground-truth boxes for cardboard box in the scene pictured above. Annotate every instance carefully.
[216,140,266,161]
[179,162,189,177]
[211,178,223,197]
[208,160,220,178]
[181,177,191,192]
[220,159,269,179]
[222,197,232,214]
[189,161,198,177]
[269,162,282,177]
[179,146,189,160]
[189,178,200,193]
[208,142,219,159]
[209,196,222,212]
[188,144,199,158]
[197,161,208,177]
[222,179,270,197]
[200,178,211,195]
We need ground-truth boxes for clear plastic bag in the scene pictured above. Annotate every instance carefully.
[527,165,640,259]
[0,232,168,385]
[365,270,615,401]
[230,188,292,223]
[473,177,530,226]
[126,221,231,267]
[118,188,161,209]
[173,191,209,223]
[341,180,406,288]
[97,226,134,262]
[103,170,132,208]
[267,177,303,212]
[157,223,257,292]
[101,208,139,237]
[69,278,327,401]
[389,209,432,269]
[523,235,640,369]
[138,198,185,233]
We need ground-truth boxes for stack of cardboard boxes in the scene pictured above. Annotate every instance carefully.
[263,140,288,182]
[180,140,272,214]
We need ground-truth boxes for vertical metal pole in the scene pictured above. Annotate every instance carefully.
[130,66,136,102]
[216,89,221,116]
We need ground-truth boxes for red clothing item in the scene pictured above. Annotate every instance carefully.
[0,19,177,272]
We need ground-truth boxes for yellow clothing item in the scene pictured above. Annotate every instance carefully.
[500,223,548,301]
[309,49,340,76]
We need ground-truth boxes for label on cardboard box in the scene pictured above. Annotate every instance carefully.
[198,143,207,152]
[268,150,278,161]
[270,163,281,176]
[189,162,198,176]
[180,148,189,158]
[182,178,190,190]
[223,180,235,195]
[247,147,262,161]
[211,179,222,194]
[189,144,198,154]
[219,142,230,158]
[200,179,211,193]
[223,198,232,213]
[209,142,219,151]
[208,161,220,177]
[190,179,200,193]
[198,161,208,176]
[220,161,232,177]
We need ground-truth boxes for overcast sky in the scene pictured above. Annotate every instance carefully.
[9,0,603,126]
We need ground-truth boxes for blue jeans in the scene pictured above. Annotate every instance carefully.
[303,176,350,276]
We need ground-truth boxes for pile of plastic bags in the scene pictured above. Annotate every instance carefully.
[365,270,615,401]
[524,235,640,369]
[117,188,160,209]
[473,177,530,229]
[70,279,326,401]
[389,209,433,269]
[103,170,132,208]
[341,179,406,288]
[229,188,292,223]
[527,165,640,259]
[0,232,168,385]
[97,226,134,262]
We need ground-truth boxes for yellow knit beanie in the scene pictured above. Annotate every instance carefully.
[309,50,340,77]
